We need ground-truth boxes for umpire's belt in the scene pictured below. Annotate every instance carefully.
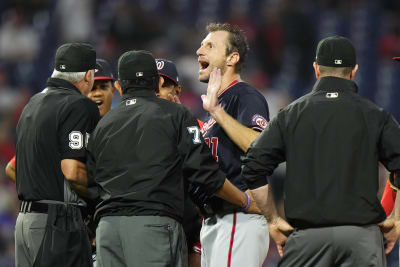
[20,201,48,213]
[20,200,85,214]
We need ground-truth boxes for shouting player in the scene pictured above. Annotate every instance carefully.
[197,23,270,267]
[156,58,202,267]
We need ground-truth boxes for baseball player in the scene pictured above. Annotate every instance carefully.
[155,58,182,102]
[156,58,202,267]
[88,59,116,117]
[196,23,270,267]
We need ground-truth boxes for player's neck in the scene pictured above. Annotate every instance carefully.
[218,72,240,95]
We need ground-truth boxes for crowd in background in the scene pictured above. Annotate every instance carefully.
[1,0,400,266]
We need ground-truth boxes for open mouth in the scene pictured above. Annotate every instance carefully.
[199,60,209,71]
[95,100,103,108]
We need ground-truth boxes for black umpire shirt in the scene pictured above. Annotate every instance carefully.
[87,89,226,223]
[16,78,100,203]
[242,76,400,228]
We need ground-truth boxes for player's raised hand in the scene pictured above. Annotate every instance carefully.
[268,217,294,257]
[379,218,400,254]
[201,67,221,113]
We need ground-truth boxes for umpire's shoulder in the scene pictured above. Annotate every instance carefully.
[354,93,390,119]
[66,95,99,117]
[282,92,311,112]
[156,97,191,114]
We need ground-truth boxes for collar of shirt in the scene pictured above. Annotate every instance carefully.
[312,76,358,94]
[46,78,82,95]
[218,79,240,99]
[121,89,156,101]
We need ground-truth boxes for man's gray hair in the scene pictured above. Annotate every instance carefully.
[51,69,87,83]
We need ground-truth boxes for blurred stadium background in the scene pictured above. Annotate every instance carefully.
[0,0,400,266]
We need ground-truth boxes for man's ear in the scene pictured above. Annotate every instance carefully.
[155,76,164,96]
[313,62,320,79]
[350,64,358,81]
[158,76,164,90]
[175,85,182,96]
[85,70,93,83]
[226,52,240,68]
[114,81,123,96]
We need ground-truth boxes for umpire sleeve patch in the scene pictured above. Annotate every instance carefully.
[187,126,201,144]
[69,131,84,150]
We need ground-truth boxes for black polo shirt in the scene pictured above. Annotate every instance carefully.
[87,89,226,222]
[16,78,100,202]
[243,76,400,227]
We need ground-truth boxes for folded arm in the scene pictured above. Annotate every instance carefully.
[61,159,91,198]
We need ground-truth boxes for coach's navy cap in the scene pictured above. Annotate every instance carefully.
[316,36,356,67]
[55,43,96,72]
[156,59,179,85]
[94,59,114,81]
[118,50,158,80]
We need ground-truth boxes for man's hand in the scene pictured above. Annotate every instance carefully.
[201,68,221,114]
[167,93,181,104]
[379,218,400,254]
[268,217,294,257]
[5,160,16,182]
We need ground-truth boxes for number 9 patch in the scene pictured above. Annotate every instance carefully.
[69,131,84,149]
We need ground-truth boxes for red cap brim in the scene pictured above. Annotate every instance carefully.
[392,57,400,61]
[94,76,115,81]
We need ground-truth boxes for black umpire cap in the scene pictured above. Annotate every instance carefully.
[95,59,115,81]
[118,50,158,80]
[316,36,356,67]
[156,59,179,85]
[55,43,96,72]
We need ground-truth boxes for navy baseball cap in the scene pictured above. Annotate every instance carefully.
[156,59,179,85]
[94,59,114,81]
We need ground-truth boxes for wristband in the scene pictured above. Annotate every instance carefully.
[241,192,251,211]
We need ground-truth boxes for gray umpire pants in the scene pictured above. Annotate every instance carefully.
[96,215,188,267]
[278,224,386,267]
[15,212,48,267]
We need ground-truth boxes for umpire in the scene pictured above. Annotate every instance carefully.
[87,50,258,267]
[242,36,400,266]
[15,43,99,267]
